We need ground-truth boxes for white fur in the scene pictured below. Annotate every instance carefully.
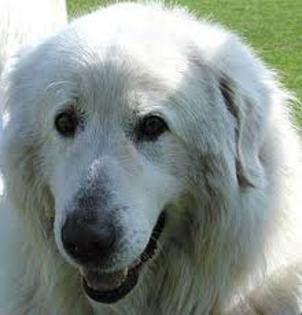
[0,0,67,73]
[0,2,301,315]
[0,0,67,134]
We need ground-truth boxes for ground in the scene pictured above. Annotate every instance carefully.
[67,0,302,125]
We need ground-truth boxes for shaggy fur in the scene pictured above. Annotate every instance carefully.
[0,2,301,315]
[0,0,67,133]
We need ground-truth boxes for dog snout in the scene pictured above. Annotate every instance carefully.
[61,212,116,264]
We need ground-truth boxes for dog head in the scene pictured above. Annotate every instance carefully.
[0,3,271,305]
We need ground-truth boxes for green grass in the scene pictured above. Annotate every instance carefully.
[67,0,302,125]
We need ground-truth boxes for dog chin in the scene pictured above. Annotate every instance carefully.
[80,212,166,304]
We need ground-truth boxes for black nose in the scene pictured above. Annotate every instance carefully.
[61,213,116,264]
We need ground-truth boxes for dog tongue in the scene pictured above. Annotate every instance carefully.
[81,268,128,292]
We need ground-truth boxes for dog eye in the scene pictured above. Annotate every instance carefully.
[137,115,168,141]
[54,109,79,137]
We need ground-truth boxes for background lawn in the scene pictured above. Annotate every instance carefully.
[67,0,302,126]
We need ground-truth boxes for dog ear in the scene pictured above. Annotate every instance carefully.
[219,77,256,187]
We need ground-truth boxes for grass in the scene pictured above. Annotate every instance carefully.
[67,0,302,125]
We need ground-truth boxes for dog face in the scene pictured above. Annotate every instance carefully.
[1,3,267,305]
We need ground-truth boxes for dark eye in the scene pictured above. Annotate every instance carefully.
[138,115,168,141]
[54,109,79,137]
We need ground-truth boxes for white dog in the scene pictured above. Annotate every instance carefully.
[0,2,301,315]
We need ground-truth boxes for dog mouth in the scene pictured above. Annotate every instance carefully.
[81,212,166,304]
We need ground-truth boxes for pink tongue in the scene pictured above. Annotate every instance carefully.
[82,269,125,292]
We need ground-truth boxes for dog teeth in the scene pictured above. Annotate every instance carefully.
[121,267,128,283]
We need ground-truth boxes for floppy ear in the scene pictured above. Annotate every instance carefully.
[219,77,256,187]
[0,55,55,247]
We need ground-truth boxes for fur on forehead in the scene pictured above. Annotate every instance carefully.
[2,1,271,115]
